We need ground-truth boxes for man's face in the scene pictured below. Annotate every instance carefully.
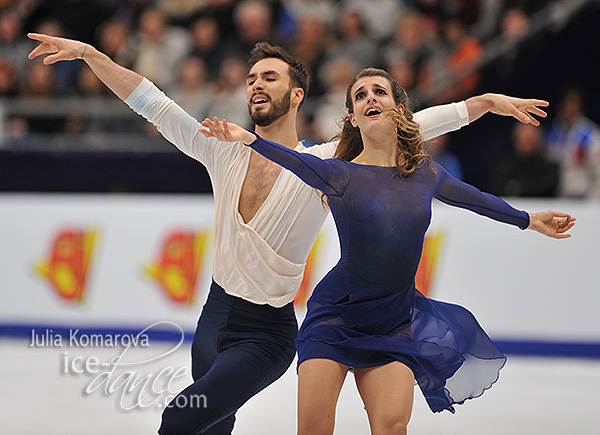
[246,58,294,127]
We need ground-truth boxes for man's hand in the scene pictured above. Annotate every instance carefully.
[199,118,257,145]
[28,33,87,64]
[27,32,142,101]
[466,93,549,126]
[527,210,576,239]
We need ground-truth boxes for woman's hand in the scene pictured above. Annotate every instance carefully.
[199,117,257,145]
[527,210,576,239]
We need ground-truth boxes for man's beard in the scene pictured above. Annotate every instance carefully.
[249,87,293,127]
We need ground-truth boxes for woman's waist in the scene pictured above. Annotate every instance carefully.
[311,263,415,304]
[335,261,416,290]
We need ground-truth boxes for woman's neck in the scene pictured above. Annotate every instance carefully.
[351,130,399,167]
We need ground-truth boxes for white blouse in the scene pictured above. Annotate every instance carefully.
[125,78,469,307]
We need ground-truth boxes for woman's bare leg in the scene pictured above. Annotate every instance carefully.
[354,361,415,435]
[297,358,349,435]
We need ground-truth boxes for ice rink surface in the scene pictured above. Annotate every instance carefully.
[2,337,599,435]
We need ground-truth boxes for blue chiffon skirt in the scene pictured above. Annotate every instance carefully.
[296,265,506,413]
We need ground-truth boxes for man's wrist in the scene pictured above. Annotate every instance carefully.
[465,93,496,122]
[79,44,88,60]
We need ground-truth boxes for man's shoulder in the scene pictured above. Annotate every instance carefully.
[298,140,339,158]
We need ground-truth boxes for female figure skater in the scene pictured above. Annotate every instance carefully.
[200,68,575,434]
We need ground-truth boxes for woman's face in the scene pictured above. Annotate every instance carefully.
[349,76,402,134]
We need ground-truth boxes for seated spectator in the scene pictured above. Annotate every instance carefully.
[387,56,428,111]
[168,55,210,121]
[290,15,330,99]
[0,59,18,96]
[206,56,251,129]
[223,0,278,60]
[190,16,224,81]
[427,15,482,103]
[22,60,65,133]
[328,7,376,71]
[546,86,600,199]
[0,9,31,79]
[341,0,403,41]
[380,11,433,91]
[95,19,132,68]
[313,57,358,142]
[31,20,78,93]
[130,8,191,89]
[494,122,559,197]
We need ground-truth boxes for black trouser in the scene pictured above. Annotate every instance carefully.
[159,280,297,434]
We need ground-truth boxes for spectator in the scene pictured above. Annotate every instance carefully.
[388,56,427,111]
[494,122,559,197]
[0,9,31,79]
[129,8,191,89]
[0,59,18,96]
[546,87,600,199]
[340,0,403,41]
[69,66,142,135]
[168,55,210,121]
[224,0,277,60]
[328,7,376,71]
[22,61,64,133]
[284,0,336,26]
[381,11,434,94]
[110,0,155,30]
[501,6,529,42]
[190,16,224,81]
[23,61,57,99]
[32,20,78,92]
[427,15,482,103]
[95,20,132,68]
[206,56,251,129]
[313,57,358,142]
[290,15,330,99]
[497,6,530,67]
[155,0,211,27]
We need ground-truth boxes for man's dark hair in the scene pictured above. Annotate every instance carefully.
[249,42,309,108]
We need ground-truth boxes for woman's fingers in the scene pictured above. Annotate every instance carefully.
[201,118,228,140]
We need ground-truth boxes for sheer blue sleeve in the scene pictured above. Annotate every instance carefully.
[248,135,350,197]
[433,162,530,229]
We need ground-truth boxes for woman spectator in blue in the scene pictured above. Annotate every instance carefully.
[200,68,575,434]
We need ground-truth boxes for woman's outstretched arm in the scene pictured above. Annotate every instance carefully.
[199,118,349,196]
[433,162,575,238]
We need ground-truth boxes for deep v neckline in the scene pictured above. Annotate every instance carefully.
[236,148,284,227]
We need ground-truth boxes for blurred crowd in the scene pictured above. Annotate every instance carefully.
[1,0,599,198]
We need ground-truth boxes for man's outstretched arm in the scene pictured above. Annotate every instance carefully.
[28,32,226,167]
[414,93,549,144]
[28,33,142,101]
[465,93,549,126]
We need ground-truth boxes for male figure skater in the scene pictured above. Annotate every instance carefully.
[28,33,548,434]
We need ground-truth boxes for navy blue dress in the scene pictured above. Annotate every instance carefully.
[249,136,530,413]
